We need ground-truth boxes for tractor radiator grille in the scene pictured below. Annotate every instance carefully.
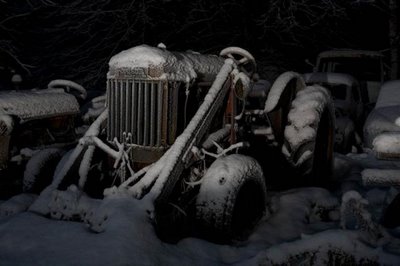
[106,79,164,147]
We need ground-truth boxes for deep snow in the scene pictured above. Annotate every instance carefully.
[0,152,400,265]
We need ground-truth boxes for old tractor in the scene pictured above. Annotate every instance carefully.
[38,44,335,243]
[0,79,106,198]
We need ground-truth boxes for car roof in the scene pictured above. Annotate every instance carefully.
[303,72,358,87]
[318,49,383,59]
[375,80,400,109]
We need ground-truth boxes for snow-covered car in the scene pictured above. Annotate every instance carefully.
[315,49,386,105]
[304,72,363,153]
[360,80,400,228]
[363,80,400,152]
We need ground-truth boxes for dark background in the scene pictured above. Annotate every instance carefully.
[0,0,398,90]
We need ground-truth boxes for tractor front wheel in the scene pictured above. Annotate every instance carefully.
[195,154,267,243]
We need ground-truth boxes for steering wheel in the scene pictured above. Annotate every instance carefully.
[47,79,87,101]
[219,47,257,78]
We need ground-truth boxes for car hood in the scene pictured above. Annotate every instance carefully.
[363,105,400,148]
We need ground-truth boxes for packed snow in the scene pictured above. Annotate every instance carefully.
[373,132,400,158]
[1,151,400,265]
[362,169,400,187]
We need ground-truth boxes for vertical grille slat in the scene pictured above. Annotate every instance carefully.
[114,79,120,141]
[157,81,163,146]
[126,80,131,143]
[137,82,144,145]
[131,82,138,143]
[144,82,150,146]
[107,78,166,147]
[150,83,156,146]
[120,80,125,141]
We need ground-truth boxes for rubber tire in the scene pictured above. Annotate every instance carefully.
[23,148,65,193]
[382,193,400,228]
[195,154,267,242]
[282,85,335,186]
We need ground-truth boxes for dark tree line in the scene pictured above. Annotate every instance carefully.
[0,0,398,89]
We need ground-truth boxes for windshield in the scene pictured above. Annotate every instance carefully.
[318,83,347,100]
[318,57,381,82]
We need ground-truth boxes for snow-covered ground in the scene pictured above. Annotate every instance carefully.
[0,152,400,265]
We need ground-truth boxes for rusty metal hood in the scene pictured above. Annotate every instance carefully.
[0,89,80,121]
[107,44,224,82]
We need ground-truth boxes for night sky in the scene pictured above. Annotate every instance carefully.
[0,0,398,89]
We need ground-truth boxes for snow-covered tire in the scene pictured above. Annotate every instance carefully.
[196,154,267,242]
[282,85,335,185]
[23,148,65,193]
[382,193,400,228]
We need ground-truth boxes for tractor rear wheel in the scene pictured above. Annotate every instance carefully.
[282,85,335,186]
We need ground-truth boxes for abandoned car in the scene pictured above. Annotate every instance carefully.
[315,49,387,106]
[364,80,400,152]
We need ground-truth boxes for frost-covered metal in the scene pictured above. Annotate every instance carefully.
[106,45,225,163]
[364,80,400,148]
[30,44,336,243]
[0,90,79,121]
[108,44,224,82]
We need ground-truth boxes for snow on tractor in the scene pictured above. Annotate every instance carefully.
[32,44,335,243]
[0,80,105,197]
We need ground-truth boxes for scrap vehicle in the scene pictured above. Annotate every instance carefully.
[0,78,105,198]
[304,72,364,153]
[37,44,335,243]
[360,80,400,228]
[315,49,387,107]
[363,80,400,151]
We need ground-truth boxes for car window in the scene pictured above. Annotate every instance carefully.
[318,57,381,82]
[352,85,360,102]
[320,83,347,100]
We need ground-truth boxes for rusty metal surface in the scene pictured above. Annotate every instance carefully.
[154,62,234,204]
[130,144,167,163]
[0,136,10,170]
